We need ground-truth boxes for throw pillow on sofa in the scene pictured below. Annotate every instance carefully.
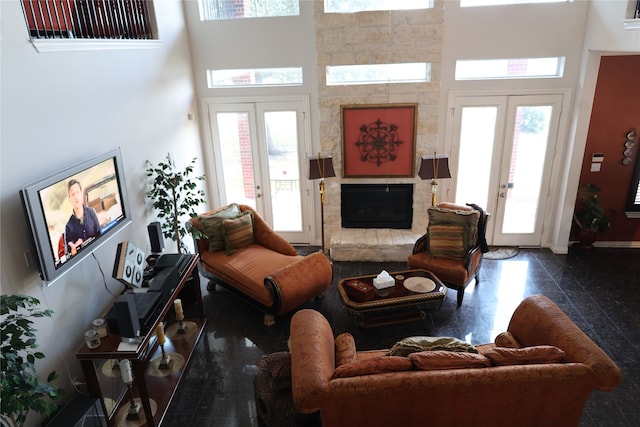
[409,350,491,371]
[335,333,357,367]
[494,331,522,349]
[386,336,478,357]
[331,356,413,379]
[199,203,241,252]
[222,211,256,255]
[483,345,566,366]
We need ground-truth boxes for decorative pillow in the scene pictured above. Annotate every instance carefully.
[222,211,255,255]
[428,224,467,260]
[198,203,241,252]
[335,333,357,367]
[483,345,566,366]
[428,206,480,251]
[409,350,491,371]
[386,336,477,357]
[257,351,291,380]
[331,356,412,379]
[495,331,522,349]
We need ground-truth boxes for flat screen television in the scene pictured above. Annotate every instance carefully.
[20,149,132,285]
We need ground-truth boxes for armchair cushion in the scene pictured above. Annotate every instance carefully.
[428,206,480,253]
[427,224,467,260]
[222,211,255,254]
[198,203,241,252]
[409,350,491,371]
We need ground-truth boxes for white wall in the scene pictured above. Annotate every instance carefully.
[0,2,201,424]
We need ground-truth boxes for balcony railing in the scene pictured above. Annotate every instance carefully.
[21,0,154,40]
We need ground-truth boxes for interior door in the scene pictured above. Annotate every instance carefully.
[205,97,311,243]
[451,94,563,246]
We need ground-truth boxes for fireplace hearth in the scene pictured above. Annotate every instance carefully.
[341,184,413,229]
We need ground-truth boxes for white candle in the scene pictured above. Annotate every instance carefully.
[118,359,133,384]
[174,299,184,320]
[156,323,165,345]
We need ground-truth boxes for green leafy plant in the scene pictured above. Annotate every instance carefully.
[146,153,207,253]
[1,295,63,426]
[573,184,612,233]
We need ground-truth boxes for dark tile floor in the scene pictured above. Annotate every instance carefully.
[164,247,640,427]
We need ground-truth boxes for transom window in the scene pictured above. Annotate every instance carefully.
[199,0,299,20]
[207,67,303,88]
[455,57,565,80]
[460,0,571,7]
[326,63,431,86]
[324,0,433,13]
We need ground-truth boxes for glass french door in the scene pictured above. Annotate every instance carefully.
[451,94,563,246]
[205,97,311,243]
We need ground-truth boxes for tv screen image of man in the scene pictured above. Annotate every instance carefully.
[64,178,100,256]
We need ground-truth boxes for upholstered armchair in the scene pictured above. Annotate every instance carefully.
[188,204,333,325]
[408,202,489,308]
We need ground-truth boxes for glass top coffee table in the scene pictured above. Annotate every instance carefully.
[337,269,447,328]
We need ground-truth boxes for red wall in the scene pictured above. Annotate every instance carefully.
[574,55,640,242]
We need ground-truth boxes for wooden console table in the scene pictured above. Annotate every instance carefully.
[76,254,205,427]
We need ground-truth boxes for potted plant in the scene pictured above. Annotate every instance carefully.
[1,295,63,427]
[573,183,611,249]
[146,153,207,253]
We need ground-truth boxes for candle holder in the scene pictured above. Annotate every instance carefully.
[176,313,188,335]
[125,383,142,420]
[158,343,174,370]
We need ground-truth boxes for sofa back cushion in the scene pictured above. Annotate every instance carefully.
[331,356,413,379]
[483,345,566,366]
[409,350,491,371]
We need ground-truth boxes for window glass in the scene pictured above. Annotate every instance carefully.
[207,68,303,88]
[455,57,565,80]
[199,0,299,20]
[324,0,432,13]
[461,0,570,7]
[326,63,431,85]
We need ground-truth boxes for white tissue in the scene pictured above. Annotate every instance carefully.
[373,270,395,289]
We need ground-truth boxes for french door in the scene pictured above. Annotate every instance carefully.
[203,96,312,243]
[450,94,563,246]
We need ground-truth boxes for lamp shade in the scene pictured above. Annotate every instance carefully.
[307,156,336,180]
[418,154,451,180]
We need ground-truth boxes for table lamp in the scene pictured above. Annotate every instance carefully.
[418,153,451,206]
[307,154,336,254]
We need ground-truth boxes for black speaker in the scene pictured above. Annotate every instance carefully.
[111,294,140,338]
[147,222,165,254]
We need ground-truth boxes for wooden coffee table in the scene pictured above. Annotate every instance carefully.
[337,269,447,328]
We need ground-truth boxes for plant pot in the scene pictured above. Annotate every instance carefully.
[576,229,598,249]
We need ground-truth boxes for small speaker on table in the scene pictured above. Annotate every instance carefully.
[147,222,165,254]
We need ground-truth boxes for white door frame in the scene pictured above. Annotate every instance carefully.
[446,89,571,247]
[200,94,314,243]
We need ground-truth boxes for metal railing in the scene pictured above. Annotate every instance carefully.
[21,0,154,40]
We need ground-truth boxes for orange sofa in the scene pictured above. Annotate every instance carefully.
[189,204,332,325]
[290,294,622,427]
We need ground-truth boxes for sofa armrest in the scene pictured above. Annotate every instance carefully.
[508,295,622,391]
[290,309,336,413]
[266,252,333,314]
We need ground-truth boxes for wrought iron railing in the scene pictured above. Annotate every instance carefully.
[21,0,154,40]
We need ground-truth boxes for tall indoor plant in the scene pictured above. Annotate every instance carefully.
[1,295,62,427]
[573,183,611,249]
[146,153,207,253]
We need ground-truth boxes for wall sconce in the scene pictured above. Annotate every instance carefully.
[307,154,336,254]
[623,128,636,166]
[418,153,451,206]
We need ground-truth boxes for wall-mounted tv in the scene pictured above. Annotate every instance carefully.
[20,149,132,285]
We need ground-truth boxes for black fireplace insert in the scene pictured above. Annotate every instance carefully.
[341,184,413,229]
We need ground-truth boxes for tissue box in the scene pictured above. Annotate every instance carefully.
[345,280,375,302]
[373,276,395,290]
